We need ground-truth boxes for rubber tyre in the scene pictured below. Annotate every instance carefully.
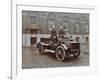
[73,50,80,57]
[55,46,66,62]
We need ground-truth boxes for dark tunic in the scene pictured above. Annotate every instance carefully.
[50,29,57,44]
[58,29,65,38]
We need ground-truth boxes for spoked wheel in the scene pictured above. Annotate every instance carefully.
[56,46,66,62]
[73,50,80,57]
[37,43,44,55]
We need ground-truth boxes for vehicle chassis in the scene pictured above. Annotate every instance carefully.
[37,38,80,62]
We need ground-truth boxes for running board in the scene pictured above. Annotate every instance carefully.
[44,49,55,53]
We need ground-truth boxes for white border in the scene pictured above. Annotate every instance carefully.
[12,2,97,80]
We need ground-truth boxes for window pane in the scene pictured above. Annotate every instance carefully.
[63,22,68,31]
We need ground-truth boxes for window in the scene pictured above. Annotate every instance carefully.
[75,18,80,33]
[31,37,37,45]
[75,23,79,32]
[76,37,79,42]
[48,13,56,30]
[30,16,37,24]
[85,24,88,32]
[63,22,68,31]
[30,29,37,34]
[85,37,89,42]
[48,20,55,30]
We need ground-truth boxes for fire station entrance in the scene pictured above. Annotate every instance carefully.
[31,37,37,46]
[22,28,41,47]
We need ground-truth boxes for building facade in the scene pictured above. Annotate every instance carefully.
[22,11,89,47]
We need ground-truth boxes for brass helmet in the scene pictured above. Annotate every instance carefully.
[52,25,55,29]
[60,26,63,29]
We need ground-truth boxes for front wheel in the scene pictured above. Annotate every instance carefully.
[55,46,66,62]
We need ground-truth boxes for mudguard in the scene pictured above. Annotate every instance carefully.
[60,44,68,50]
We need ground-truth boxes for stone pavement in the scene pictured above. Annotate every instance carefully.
[22,44,89,69]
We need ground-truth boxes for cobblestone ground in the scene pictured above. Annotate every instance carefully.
[22,44,89,69]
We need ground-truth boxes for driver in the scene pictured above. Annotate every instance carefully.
[50,25,57,44]
[58,26,65,38]
[57,26,65,44]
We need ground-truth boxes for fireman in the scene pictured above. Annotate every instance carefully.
[57,26,65,44]
[50,25,57,44]
[58,26,65,38]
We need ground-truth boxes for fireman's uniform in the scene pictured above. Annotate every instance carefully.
[50,28,57,44]
[58,29,65,38]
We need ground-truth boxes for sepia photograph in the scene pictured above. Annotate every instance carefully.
[22,11,89,69]
[10,0,98,79]
[11,1,97,79]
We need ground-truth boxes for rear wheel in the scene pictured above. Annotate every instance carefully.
[55,46,66,62]
[73,50,80,57]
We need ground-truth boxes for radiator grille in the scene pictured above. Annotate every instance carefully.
[70,43,80,49]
